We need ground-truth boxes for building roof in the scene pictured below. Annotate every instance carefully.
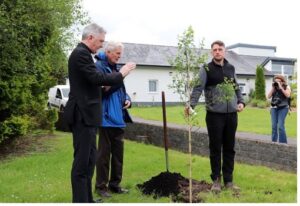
[118,42,294,76]
[261,56,297,66]
[119,42,178,66]
[226,43,277,52]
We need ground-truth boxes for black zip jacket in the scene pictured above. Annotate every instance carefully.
[190,58,245,113]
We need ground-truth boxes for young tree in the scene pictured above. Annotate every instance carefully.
[255,65,266,101]
[169,26,207,202]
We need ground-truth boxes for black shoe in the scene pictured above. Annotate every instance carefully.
[109,186,129,194]
[95,188,112,198]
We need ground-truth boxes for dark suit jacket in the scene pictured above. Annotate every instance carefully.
[64,43,123,127]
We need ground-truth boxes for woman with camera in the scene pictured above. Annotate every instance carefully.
[267,75,291,143]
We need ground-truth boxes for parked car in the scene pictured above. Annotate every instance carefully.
[47,85,70,112]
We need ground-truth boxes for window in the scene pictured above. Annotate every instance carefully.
[272,62,294,76]
[61,88,70,98]
[283,65,294,75]
[149,80,158,92]
[271,64,282,73]
[239,83,246,95]
[56,89,62,99]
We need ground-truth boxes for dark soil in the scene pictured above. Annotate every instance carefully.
[137,171,212,203]
[0,133,55,161]
[137,171,185,198]
[176,178,212,202]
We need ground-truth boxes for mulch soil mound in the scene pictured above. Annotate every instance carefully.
[137,171,212,203]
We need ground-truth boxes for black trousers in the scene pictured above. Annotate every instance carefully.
[95,127,125,190]
[205,112,237,183]
[70,108,97,203]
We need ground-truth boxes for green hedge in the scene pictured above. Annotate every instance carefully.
[0,0,87,143]
[0,115,30,144]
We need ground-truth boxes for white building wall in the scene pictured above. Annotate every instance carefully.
[125,66,274,103]
[236,77,250,93]
[238,76,273,100]
[124,66,182,103]
[264,60,272,71]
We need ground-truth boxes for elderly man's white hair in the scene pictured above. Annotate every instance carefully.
[105,41,124,52]
[82,23,106,40]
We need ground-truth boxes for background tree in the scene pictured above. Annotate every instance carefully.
[255,65,266,101]
[0,0,88,143]
[169,26,207,202]
[289,72,297,108]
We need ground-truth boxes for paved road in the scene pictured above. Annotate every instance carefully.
[132,117,297,146]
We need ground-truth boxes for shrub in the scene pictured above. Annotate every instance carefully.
[290,95,297,108]
[0,115,31,144]
[290,88,297,108]
[249,99,270,108]
[249,88,255,100]
[255,66,266,101]
[0,0,87,143]
[250,99,259,107]
[35,109,58,134]
[256,100,268,108]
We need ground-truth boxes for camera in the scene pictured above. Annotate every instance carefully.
[271,96,281,107]
[272,82,279,89]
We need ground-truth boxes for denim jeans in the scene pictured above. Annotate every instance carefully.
[270,106,289,143]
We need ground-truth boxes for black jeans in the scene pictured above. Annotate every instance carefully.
[70,108,97,203]
[95,127,125,190]
[206,112,237,183]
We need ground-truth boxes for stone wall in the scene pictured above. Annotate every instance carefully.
[55,113,296,172]
[125,118,297,172]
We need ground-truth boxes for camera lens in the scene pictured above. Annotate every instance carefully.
[273,82,278,87]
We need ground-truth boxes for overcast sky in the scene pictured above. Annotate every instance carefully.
[82,0,299,60]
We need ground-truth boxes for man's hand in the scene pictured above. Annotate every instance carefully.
[184,106,196,117]
[120,62,136,77]
[237,103,244,112]
[123,100,131,109]
[278,82,283,90]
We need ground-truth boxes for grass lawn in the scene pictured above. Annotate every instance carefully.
[129,105,297,138]
[0,131,296,203]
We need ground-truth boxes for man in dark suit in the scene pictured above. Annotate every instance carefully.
[64,23,135,203]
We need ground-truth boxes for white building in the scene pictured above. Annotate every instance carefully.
[88,42,295,105]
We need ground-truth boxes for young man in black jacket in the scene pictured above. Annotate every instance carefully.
[64,23,135,203]
[185,40,245,193]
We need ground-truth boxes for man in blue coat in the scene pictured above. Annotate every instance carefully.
[94,41,134,198]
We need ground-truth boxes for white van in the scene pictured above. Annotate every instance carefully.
[47,85,70,111]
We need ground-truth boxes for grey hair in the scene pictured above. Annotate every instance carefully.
[82,23,106,40]
[105,41,124,52]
